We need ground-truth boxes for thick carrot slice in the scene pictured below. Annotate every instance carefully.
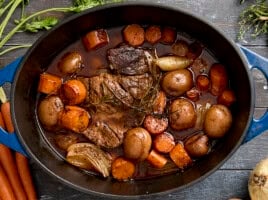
[111,157,135,181]
[161,27,177,44]
[147,150,167,168]
[169,143,192,169]
[145,25,161,44]
[123,24,145,46]
[143,115,168,135]
[61,79,87,105]
[196,75,210,91]
[0,164,16,200]
[15,153,37,200]
[38,73,62,95]
[153,132,175,153]
[217,89,236,107]
[82,29,109,51]
[59,105,90,133]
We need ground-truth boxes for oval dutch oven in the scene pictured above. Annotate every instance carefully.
[0,2,268,199]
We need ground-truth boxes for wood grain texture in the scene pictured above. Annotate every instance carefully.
[0,0,267,199]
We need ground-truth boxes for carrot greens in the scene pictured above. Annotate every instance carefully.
[0,0,122,56]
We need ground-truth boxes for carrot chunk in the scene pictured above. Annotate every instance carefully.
[169,143,192,169]
[145,25,161,44]
[123,24,145,46]
[153,132,175,153]
[111,157,135,181]
[217,89,236,107]
[196,75,210,91]
[209,63,228,96]
[82,29,109,51]
[147,150,167,168]
[161,27,177,44]
[38,73,62,94]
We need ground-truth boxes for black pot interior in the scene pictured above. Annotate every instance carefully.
[11,3,253,198]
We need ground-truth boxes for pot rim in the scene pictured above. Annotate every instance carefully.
[11,1,255,198]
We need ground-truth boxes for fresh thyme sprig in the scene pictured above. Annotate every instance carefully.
[238,0,268,40]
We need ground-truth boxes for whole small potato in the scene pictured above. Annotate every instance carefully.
[161,69,193,97]
[58,52,82,74]
[38,96,64,128]
[124,127,152,161]
[184,132,209,158]
[169,98,197,131]
[204,104,232,138]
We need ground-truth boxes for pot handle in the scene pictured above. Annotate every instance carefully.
[237,44,268,143]
[0,57,27,156]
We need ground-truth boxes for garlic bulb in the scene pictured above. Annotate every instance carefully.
[248,158,268,200]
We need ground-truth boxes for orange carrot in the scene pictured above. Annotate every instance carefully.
[161,27,177,44]
[82,29,109,51]
[0,164,16,200]
[169,143,193,169]
[145,25,162,44]
[153,90,167,115]
[209,63,228,96]
[123,24,145,46]
[153,132,175,153]
[111,157,136,181]
[196,75,210,91]
[38,73,62,95]
[0,87,33,200]
[15,153,37,200]
[217,89,236,107]
[59,105,90,133]
[147,150,167,169]
[0,111,6,130]
[62,79,87,105]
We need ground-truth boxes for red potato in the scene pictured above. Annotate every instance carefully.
[58,52,82,74]
[61,79,87,105]
[123,24,145,46]
[153,90,167,114]
[147,150,167,168]
[209,63,228,96]
[143,115,168,135]
[111,157,136,181]
[196,74,210,91]
[59,105,90,133]
[38,73,62,94]
[145,25,161,44]
[153,132,175,153]
[161,27,177,44]
[217,89,236,107]
[169,143,192,169]
[82,29,109,51]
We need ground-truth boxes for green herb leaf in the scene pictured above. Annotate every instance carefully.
[238,0,268,40]
[16,16,59,32]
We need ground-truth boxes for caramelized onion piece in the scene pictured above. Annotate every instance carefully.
[155,56,193,71]
[66,143,112,177]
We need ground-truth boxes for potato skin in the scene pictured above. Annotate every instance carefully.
[161,69,193,97]
[204,104,232,138]
[184,132,209,158]
[38,96,64,128]
[169,98,197,131]
[123,127,152,161]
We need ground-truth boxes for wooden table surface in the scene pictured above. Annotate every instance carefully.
[0,0,267,199]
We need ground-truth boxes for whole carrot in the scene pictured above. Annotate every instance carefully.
[0,164,16,200]
[0,87,28,200]
[15,153,37,200]
[0,111,6,129]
